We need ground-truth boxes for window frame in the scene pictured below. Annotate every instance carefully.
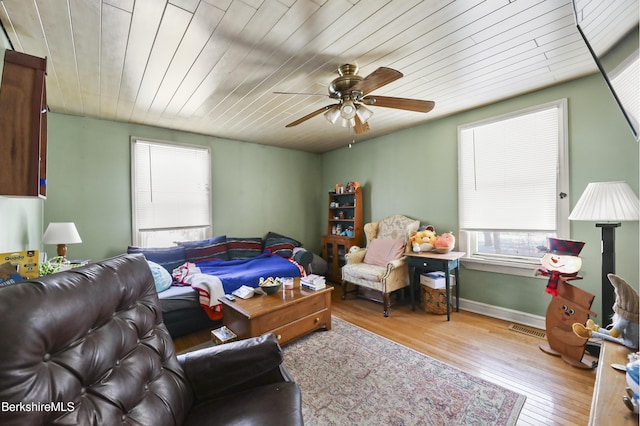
[130,136,212,247]
[457,99,570,277]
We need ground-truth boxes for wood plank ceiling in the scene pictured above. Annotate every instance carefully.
[0,0,636,153]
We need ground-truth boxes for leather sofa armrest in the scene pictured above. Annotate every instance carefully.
[177,333,289,402]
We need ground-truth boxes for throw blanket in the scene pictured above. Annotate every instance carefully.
[172,254,304,320]
[196,253,304,294]
[173,263,225,321]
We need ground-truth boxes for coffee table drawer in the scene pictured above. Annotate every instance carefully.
[271,308,331,345]
[256,294,328,332]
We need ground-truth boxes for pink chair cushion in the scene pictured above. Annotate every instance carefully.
[363,238,406,267]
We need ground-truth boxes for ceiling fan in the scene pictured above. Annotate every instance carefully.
[276,64,435,134]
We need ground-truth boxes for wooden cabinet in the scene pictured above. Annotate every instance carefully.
[322,187,363,282]
[0,50,48,198]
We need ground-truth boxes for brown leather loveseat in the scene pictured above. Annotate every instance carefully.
[0,254,303,425]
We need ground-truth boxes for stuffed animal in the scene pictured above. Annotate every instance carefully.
[572,274,640,350]
[434,232,455,253]
[410,226,437,252]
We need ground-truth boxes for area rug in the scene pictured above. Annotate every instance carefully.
[283,316,525,426]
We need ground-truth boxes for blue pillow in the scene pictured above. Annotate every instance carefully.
[127,245,186,274]
[146,261,172,293]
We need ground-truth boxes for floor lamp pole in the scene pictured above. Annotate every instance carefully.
[596,223,620,322]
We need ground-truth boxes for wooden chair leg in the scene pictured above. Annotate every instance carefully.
[383,292,391,317]
[341,280,348,300]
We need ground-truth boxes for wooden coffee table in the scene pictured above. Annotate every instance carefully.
[218,278,333,345]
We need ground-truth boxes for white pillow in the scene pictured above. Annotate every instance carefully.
[147,260,172,293]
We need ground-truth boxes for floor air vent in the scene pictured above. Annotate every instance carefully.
[508,324,546,339]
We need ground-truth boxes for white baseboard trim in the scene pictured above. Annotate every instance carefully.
[458,298,546,330]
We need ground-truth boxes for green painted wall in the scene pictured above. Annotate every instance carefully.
[44,114,322,262]
[321,73,639,319]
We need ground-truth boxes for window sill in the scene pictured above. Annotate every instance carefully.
[461,256,544,278]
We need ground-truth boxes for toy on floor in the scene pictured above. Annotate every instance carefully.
[539,278,597,368]
[538,238,597,369]
[572,274,639,350]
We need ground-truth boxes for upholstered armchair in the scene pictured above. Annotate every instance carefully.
[342,214,420,316]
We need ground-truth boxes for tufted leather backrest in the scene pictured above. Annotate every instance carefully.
[0,254,192,426]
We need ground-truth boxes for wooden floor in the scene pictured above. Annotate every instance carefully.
[173,285,597,426]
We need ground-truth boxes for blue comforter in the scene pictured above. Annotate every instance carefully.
[195,253,303,293]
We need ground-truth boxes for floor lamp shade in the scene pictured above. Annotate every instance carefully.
[568,182,639,321]
[568,181,639,222]
[42,222,83,258]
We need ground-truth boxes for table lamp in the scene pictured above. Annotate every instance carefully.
[42,222,82,260]
[568,181,639,320]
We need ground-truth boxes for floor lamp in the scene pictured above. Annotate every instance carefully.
[568,182,639,321]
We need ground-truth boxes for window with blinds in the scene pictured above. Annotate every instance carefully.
[131,138,211,247]
[457,100,569,271]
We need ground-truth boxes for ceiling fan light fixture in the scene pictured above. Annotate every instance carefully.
[324,105,341,124]
[355,104,373,123]
[338,117,355,128]
[340,99,357,120]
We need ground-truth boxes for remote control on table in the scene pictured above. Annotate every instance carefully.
[224,294,235,301]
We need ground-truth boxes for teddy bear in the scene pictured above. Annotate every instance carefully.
[410,226,437,252]
[572,273,640,350]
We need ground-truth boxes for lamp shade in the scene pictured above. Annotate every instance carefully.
[568,181,639,222]
[42,222,83,244]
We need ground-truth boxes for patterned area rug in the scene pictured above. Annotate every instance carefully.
[283,316,525,425]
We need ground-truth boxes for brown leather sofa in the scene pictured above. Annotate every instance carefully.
[0,254,303,425]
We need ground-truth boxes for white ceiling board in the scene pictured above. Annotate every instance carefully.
[0,0,636,153]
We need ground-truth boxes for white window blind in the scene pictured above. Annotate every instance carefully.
[459,105,560,232]
[132,138,211,246]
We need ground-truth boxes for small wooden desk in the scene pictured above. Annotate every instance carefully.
[589,341,639,425]
[405,251,465,321]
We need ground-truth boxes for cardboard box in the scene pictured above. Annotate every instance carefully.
[1,250,39,279]
[419,271,456,289]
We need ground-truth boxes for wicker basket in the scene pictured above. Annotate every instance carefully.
[421,285,454,315]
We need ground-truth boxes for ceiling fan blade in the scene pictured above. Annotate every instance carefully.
[350,67,403,96]
[362,95,435,113]
[274,91,328,97]
[353,115,370,134]
[285,104,337,127]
